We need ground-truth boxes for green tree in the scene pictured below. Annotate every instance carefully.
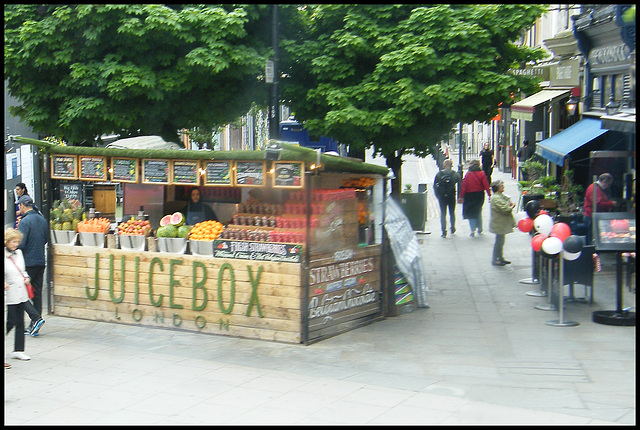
[4,4,271,145]
[279,4,548,194]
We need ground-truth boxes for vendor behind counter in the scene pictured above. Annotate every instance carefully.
[182,188,218,225]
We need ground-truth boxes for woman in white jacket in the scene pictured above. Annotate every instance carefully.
[5,228,44,362]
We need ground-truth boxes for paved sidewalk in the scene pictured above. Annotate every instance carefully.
[5,155,635,425]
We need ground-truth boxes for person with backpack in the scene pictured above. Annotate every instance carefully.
[433,159,461,238]
[458,159,491,237]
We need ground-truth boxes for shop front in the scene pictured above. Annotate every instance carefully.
[15,137,394,344]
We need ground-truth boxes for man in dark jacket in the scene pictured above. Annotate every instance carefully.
[17,195,49,336]
[433,159,462,238]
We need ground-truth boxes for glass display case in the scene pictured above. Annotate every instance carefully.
[593,212,636,252]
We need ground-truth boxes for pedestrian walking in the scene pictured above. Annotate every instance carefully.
[5,228,45,361]
[479,143,496,183]
[517,140,532,180]
[433,159,461,238]
[489,180,516,266]
[459,159,491,237]
[16,195,49,335]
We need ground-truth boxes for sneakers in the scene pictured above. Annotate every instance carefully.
[30,318,45,336]
[501,260,511,265]
[441,231,447,238]
[450,228,456,235]
[470,232,475,237]
[11,351,31,361]
[492,260,507,266]
[24,322,33,335]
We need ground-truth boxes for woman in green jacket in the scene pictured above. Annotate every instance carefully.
[489,180,516,266]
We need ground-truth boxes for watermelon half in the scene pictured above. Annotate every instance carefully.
[159,215,172,227]
[171,212,185,227]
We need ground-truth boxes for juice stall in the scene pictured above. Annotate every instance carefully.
[16,137,392,344]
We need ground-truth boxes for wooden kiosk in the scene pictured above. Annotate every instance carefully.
[20,137,390,344]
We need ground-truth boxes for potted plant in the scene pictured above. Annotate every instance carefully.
[556,169,583,221]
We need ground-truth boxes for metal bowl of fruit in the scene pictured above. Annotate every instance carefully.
[50,230,78,246]
[79,232,106,248]
[189,239,214,256]
[157,237,188,254]
[118,234,146,251]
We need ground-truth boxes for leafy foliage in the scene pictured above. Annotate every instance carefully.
[279,4,547,193]
[4,4,271,144]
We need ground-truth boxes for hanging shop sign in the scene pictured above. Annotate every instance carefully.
[51,155,78,180]
[110,157,138,183]
[172,160,200,186]
[79,156,107,181]
[204,161,233,187]
[273,161,304,189]
[142,159,170,184]
[235,161,266,186]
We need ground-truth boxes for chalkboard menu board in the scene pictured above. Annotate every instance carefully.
[60,182,83,204]
[79,156,107,181]
[204,161,233,186]
[235,161,265,187]
[111,157,138,183]
[51,155,78,180]
[273,161,304,188]
[172,160,200,185]
[142,159,170,184]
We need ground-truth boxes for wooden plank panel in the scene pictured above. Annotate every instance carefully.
[52,247,304,343]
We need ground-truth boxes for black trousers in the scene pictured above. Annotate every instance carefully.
[438,196,457,234]
[7,301,39,352]
[25,265,45,317]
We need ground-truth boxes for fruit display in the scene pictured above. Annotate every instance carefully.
[77,217,111,233]
[342,177,376,188]
[188,220,224,241]
[50,199,84,231]
[156,212,189,238]
[117,216,152,236]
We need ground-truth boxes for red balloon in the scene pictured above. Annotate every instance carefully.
[518,217,534,233]
[538,210,549,216]
[550,222,571,242]
[531,234,548,252]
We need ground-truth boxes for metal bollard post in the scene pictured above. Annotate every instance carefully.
[520,248,540,285]
[535,257,558,311]
[526,252,546,297]
[546,251,579,326]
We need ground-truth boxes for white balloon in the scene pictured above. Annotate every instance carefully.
[514,211,529,223]
[563,250,582,261]
[534,214,554,236]
[541,236,563,255]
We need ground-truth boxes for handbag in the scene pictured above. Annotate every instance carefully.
[7,255,34,298]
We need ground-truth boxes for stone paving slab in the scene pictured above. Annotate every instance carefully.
[5,154,635,425]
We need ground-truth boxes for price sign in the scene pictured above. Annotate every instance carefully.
[111,158,138,183]
[235,161,265,187]
[142,159,170,184]
[204,161,233,186]
[273,161,304,188]
[172,160,200,185]
[51,155,78,180]
[79,156,107,181]
[60,182,83,204]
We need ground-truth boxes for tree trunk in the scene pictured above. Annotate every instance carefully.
[386,149,405,197]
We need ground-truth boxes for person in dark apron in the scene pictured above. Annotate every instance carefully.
[182,188,218,225]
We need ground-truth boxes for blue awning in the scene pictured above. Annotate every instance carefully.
[536,118,609,166]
